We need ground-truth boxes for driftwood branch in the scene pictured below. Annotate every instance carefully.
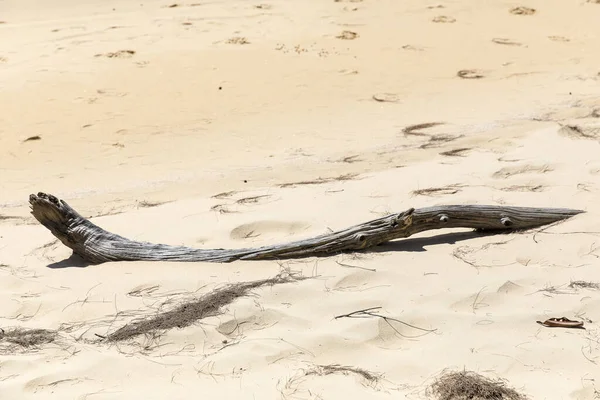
[29,192,584,264]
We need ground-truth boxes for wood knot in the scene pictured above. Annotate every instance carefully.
[500,216,513,226]
[439,214,449,223]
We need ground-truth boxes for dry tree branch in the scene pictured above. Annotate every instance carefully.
[28,192,583,264]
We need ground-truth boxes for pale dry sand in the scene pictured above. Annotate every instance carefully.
[2,0,600,398]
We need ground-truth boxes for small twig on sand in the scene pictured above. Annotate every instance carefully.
[334,307,436,338]
[335,261,376,272]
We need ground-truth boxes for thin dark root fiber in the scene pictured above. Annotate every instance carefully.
[105,272,306,342]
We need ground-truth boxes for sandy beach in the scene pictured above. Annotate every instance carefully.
[2,0,600,398]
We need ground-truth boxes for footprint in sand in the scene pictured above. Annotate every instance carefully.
[432,16,456,23]
[509,6,536,15]
[548,35,570,42]
[226,37,250,45]
[492,38,522,46]
[229,220,311,241]
[402,44,425,51]
[217,309,283,337]
[451,281,526,314]
[331,270,376,292]
[95,50,136,58]
[336,30,359,40]
[372,93,400,103]
[457,69,485,79]
[235,194,272,205]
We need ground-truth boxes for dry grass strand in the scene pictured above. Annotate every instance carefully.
[307,364,381,383]
[105,272,306,342]
[569,280,600,290]
[428,369,527,400]
[0,327,57,349]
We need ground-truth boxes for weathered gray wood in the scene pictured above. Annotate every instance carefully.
[29,192,584,264]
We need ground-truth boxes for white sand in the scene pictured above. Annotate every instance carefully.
[1,0,600,398]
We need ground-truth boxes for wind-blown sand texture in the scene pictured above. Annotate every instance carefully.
[1,0,600,398]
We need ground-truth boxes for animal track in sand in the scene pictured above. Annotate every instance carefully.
[402,44,425,51]
[333,154,362,163]
[229,220,311,241]
[127,283,161,297]
[212,190,237,199]
[235,195,272,205]
[457,69,485,79]
[432,16,456,23]
[275,43,338,57]
[440,147,471,157]
[492,38,522,46]
[210,204,238,214]
[372,93,400,103]
[419,134,463,149]
[94,50,136,58]
[548,35,570,42]
[226,37,250,45]
[402,122,445,136]
[336,30,359,40]
[492,164,553,179]
[509,6,536,15]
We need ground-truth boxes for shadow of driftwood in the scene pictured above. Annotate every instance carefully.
[47,253,93,269]
[369,230,501,253]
